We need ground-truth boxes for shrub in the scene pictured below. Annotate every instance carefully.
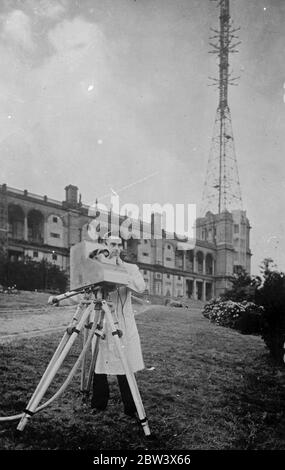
[202,299,263,335]
[255,270,285,364]
[204,260,285,365]
[235,308,263,335]
[0,257,68,293]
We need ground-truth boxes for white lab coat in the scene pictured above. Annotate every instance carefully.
[94,262,145,375]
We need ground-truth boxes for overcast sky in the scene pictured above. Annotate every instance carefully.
[0,0,284,275]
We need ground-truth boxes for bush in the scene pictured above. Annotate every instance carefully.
[235,309,263,335]
[204,260,285,365]
[255,270,285,364]
[202,299,263,335]
[0,257,68,293]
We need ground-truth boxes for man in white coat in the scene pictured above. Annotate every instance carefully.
[91,235,146,416]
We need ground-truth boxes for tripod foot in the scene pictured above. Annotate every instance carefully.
[90,408,106,415]
[80,391,90,405]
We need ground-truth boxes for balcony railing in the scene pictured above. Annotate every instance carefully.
[28,236,44,244]
[6,186,62,206]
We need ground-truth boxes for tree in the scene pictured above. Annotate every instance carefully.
[259,257,277,278]
[255,259,285,365]
[221,267,257,302]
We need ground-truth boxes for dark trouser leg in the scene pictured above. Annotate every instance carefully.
[117,374,136,415]
[91,373,109,410]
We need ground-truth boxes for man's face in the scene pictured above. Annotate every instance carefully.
[105,237,123,258]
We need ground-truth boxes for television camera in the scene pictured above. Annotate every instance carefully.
[47,240,132,305]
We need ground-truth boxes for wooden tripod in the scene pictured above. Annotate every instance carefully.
[17,287,151,437]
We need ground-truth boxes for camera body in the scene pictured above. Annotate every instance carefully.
[70,240,130,291]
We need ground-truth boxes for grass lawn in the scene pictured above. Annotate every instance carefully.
[0,291,52,313]
[0,306,285,450]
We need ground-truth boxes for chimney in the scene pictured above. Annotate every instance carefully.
[151,212,162,239]
[64,185,78,208]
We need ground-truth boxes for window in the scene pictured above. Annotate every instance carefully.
[155,273,161,279]
[52,253,57,260]
[50,233,60,238]
[53,217,58,223]
[143,270,147,275]
[167,274,170,279]
[144,240,148,244]
[167,244,171,249]
[166,257,171,261]
[33,251,38,258]
[142,252,149,256]
[234,224,239,234]
[233,265,243,275]
[178,276,181,281]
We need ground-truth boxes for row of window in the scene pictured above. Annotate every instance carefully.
[143,250,213,259]
[141,240,173,249]
[33,251,57,260]
[143,270,181,281]
[201,224,247,239]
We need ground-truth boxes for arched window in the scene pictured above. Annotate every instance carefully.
[185,250,194,272]
[8,204,24,240]
[196,251,204,274]
[206,254,214,275]
[27,210,44,243]
[175,249,183,269]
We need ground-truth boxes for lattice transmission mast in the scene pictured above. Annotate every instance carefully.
[0,185,8,258]
[201,0,243,215]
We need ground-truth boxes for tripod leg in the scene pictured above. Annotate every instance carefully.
[36,310,104,413]
[19,303,86,415]
[80,310,91,393]
[17,304,93,431]
[85,309,105,396]
[101,301,151,437]
[80,307,102,396]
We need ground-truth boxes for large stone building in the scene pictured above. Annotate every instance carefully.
[0,183,252,301]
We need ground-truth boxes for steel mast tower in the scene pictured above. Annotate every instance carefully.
[0,185,8,258]
[201,0,243,215]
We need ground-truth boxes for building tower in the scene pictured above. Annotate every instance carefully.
[201,0,242,215]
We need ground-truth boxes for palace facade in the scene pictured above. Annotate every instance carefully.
[0,183,252,301]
